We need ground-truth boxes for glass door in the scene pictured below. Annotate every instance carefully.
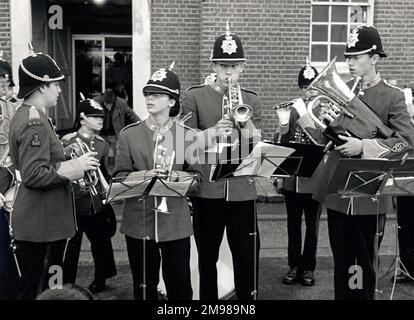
[72,35,105,104]
[72,35,133,111]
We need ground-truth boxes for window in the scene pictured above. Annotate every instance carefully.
[310,0,374,70]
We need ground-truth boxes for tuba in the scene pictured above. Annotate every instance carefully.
[70,137,109,197]
[153,132,175,214]
[223,77,253,126]
[306,57,394,145]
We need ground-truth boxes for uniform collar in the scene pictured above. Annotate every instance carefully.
[145,117,173,133]
[78,129,95,140]
[361,73,382,89]
[209,82,227,95]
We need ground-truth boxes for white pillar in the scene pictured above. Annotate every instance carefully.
[10,0,32,92]
[132,0,151,120]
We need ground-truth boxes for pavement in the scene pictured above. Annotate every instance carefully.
[75,179,414,300]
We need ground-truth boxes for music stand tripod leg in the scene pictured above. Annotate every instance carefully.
[389,210,414,300]
[373,195,383,300]
[249,198,258,300]
[139,197,148,301]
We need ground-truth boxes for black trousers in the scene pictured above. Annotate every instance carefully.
[125,236,192,300]
[285,192,322,271]
[14,239,67,300]
[0,168,18,300]
[63,215,117,284]
[396,196,414,275]
[192,198,260,300]
[0,210,18,300]
[327,209,385,300]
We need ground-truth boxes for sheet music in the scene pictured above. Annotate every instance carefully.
[149,178,196,197]
[234,141,295,178]
[107,179,152,201]
[107,173,197,201]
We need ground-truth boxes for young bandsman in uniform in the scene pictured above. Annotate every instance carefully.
[0,58,19,300]
[62,98,117,294]
[113,64,202,300]
[182,23,262,300]
[8,49,100,300]
[290,26,414,299]
[274,61,322,287]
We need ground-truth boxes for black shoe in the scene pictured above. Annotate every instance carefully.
[391,272,414,284]
[283,267,298,285]
[301,270,315,286]
[88,279,106,294]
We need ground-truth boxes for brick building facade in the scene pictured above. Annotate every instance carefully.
[3,0,414,138]
[0,0,11,71]
[150,0,414,139]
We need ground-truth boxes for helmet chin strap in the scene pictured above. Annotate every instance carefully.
[80,113,103,132]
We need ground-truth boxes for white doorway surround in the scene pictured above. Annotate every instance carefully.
[132,0,151,120]
[10,0,32,94]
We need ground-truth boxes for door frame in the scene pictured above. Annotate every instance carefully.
[71,34,133,108]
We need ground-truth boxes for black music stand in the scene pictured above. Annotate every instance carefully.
[107,173,198,300]
[325,157,414,299]
[270,142,326,178]
[211,145,303,300]
[210,164,260,300]
[373,168,414,299]
[210,142,325,181]
[107,174,157,300]
[210,141,300,180]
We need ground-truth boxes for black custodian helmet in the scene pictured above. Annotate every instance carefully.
[210,22,246,64]
[17,44,65,99]
[78,98,105,118]
[143,62,181,117]
[298,58,319,89]
[344,25,387,58]
[75,95,105,130]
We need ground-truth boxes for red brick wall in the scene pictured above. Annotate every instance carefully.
[150,0,414,139]
[151,0,313,139]
[199,0,312,139]
[374,0,414,88]
[151,0,201,97]
[0,0,11,63]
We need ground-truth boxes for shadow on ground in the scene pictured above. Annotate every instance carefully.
[76,256,414,300]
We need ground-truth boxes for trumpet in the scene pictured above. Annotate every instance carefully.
[223,77,253,125]
[70,138,109,197]
[153,133,175,214]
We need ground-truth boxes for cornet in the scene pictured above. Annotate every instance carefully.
[153,133,175,214]
[223,77,253,126]
[70,138,109,197]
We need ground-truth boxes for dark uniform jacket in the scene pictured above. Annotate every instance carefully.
[8,104,84,242]
[298,76,414,215]
[114,120,202,242]
[61,132,110,216]
[182,83,262,201]
[94,95,140,136]
[274,107,324,194]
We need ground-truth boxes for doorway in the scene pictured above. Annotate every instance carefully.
[72,35,132,120]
